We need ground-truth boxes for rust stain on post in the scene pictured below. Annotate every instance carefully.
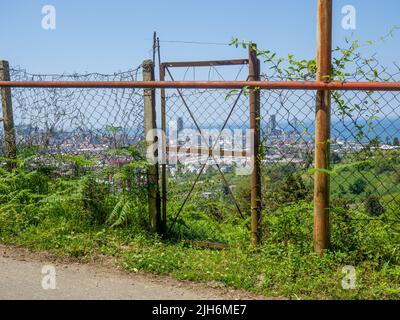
[0,60,17,170]
[314,0,332,255]
[143,59,162,234]
[249,44,261,246]
[159,64,167,234]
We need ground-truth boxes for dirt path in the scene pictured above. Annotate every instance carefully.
[0,244,267,300]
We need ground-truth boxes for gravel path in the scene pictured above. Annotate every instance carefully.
[0,244,267,300]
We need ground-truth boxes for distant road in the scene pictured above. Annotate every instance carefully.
[0,244,264,300]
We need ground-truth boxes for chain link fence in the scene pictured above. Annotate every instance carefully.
[258,53,400,237]
[2,65,146,174]
[160,63,252,241]
[1,53,399,242]
[164,88,250,225]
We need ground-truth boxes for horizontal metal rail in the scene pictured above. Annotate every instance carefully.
[0,81,400,91]
[161,59,248,68]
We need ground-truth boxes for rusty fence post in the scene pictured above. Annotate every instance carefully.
[159,64,167,234]
[249,44,262,246]
[143,59,162,234]
[314,0,332,255]
[0,60,17,170]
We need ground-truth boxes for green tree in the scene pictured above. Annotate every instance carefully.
[348,178,367,195]
[365,195,386,216]
[369,136,380,148]
[393,137,399,146]
[276,174,309,203]
[233,176,251,214]
[105,124,123,149]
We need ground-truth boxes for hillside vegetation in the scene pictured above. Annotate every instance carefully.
[0,146,399,299]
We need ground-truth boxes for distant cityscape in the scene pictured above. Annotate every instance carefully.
[164,115,400,175]
[5,113,400,175]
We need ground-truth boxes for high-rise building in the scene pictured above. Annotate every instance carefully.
[177,117,184,134]
[175,117,185,146]
[268,114,277,134]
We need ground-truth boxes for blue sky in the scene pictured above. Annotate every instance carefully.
[1,0,399,76]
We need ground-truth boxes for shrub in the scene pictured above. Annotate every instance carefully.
[81,176,110,225]
[233,176,251,214]
[365,195,386,216]
[263,201,313,252]
[349,178,367,195]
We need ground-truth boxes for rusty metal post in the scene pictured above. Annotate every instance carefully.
[249,44,261,246]
[314,0,332,255]
[159,64,168,234]
[143,59,162,234]
[0,60,17,170]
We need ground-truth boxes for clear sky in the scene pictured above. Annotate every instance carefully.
[1,0,399,76]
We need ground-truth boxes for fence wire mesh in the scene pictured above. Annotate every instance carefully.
[161,64,252,241]
[259,88,315,213]
[331,90,400,230]
[163,87,251,241]
[258,52,400,235]
[3,66,145,173]
[1,54,399,242]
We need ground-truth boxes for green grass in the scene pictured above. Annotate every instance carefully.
[0,151,399,299]
[1,198,399,299]
[1,219,399,299]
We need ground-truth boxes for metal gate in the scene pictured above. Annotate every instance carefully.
[158,48,261,243]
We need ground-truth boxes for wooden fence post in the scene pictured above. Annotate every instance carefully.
[314,0,332,255]
[0,60,17,170]
[143,59,162,234]
[249,44,262,246]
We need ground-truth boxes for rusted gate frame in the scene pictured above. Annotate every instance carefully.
[163,64,246,232]
[162,59,248,68]
[159,59,249,233]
